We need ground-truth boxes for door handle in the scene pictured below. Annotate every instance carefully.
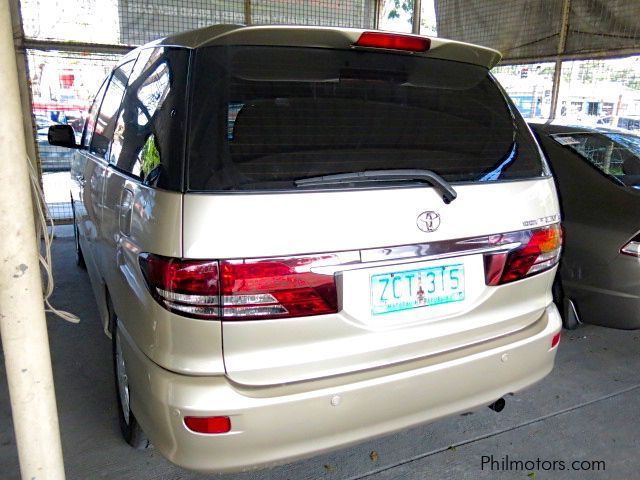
[119,189,134,237]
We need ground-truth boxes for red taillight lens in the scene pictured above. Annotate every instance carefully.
[220,256,338,320]
[139,254,220,318]
[484,225,562,286]
[355,31,431,52]
[140,254,338,320]
[184,416,231,434]
[551,331,561,349]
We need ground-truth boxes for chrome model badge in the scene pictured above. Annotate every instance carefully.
[416,211,440,232]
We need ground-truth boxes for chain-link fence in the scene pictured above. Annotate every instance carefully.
[19,0,378,223]
[493,57,640,129]
[18,0,640,222]
[27,49,121,220]
[492,63,557,121]
[554,57,640,123]
[379,0,640,130]
[434,0,640,63]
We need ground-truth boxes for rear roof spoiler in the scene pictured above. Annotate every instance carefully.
[157,25,502,69]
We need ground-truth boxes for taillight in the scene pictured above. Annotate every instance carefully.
[139,254,338,320]
[139,254,220,319]
[220,256,338,319]
[354,31,431,52]
[484,224,562,286]
[621,233,640,256]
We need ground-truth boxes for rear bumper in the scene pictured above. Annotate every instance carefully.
[122,304,562,473]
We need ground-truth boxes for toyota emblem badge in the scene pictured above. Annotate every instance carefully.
[416,211,440,232]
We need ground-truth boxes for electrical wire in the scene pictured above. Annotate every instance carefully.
[28,157,80,324]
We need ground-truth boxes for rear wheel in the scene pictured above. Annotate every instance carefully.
[112,314,149,449]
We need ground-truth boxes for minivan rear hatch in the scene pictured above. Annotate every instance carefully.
[183,36,558,386]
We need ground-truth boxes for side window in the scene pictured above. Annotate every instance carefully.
[81,77,109,149]
[108,47,189,189]
[89,61,134,159]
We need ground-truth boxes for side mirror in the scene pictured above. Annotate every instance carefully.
[48,124,80,149]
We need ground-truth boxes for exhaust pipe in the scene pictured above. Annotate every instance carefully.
[488,397,506,413]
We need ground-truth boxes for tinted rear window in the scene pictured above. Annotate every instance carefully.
[188,46,546,191]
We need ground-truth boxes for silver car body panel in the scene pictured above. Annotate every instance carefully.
[182,179,559,384]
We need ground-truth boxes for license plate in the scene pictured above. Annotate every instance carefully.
[370,264,465,315]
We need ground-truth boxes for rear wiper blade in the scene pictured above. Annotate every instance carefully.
[294,169,457,204]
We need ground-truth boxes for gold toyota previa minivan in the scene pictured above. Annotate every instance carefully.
[49,25,563,473]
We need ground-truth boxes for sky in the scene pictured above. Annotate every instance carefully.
[378,0,438,35]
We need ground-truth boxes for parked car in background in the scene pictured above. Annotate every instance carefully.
[49,25,562,473]
[596,115,640,132]
[35,114,76,171]
[531,122,640,330]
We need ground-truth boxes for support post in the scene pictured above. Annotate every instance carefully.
[0,0,66,478]
[244,0,251,25]
[412,0,422,34]
[548,0,571,121]
[9,0,38,173]
[373,0,380,29]
[615,93,623,115]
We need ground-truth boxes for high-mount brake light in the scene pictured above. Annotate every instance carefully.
[483,224,562,285]
[139,254,339,320]
[354,31,431,52]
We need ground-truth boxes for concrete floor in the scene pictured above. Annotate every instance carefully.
[2,229,640,479]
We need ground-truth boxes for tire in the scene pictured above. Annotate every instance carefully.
[552,274,579,330]
[72,208,86,270]
[112,313,150,449]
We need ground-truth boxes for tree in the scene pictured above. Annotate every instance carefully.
[387,0,413,20]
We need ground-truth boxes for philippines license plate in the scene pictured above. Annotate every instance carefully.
[370,264,465,315]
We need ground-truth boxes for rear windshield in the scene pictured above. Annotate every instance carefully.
[187,46,546,191]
